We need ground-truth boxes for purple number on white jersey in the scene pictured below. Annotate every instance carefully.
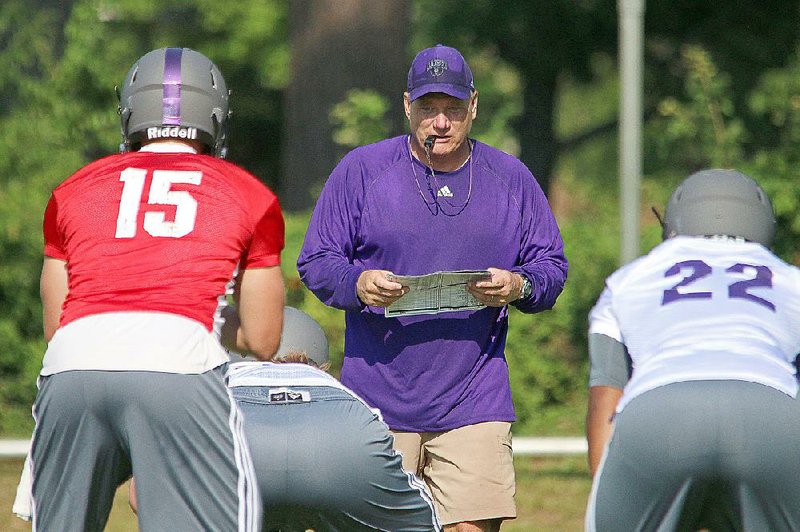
[727,263,775,311]
[661,260,712,305]
[661,260,775,311]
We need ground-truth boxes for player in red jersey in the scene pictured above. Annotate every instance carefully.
[30,47,283,531]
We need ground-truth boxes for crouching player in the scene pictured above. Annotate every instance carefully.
[585,169,800,531]
[131,306,442,531]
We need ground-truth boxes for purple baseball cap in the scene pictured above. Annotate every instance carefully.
[407,44,474,101]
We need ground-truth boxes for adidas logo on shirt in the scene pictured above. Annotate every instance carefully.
[437,185,453,197]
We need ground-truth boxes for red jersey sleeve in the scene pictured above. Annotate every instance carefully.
[43,194,67,260]
[241,197,285,269]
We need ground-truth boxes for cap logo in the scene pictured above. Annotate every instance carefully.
[427,59,448,77]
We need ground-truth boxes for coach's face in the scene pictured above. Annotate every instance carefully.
[404,91,477,165]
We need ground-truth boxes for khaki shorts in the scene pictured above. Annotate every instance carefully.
[391,421,516,525]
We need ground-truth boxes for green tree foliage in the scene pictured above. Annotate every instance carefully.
[329,89,392,151]
[648,46,746,170]
[644,0,800,148]
[0,1,82,434]
[646,45,800,262]
[748,51,800,262]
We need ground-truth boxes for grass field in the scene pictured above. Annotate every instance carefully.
[0,455,591,531]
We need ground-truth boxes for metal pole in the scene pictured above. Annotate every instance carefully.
[618,0,645,264]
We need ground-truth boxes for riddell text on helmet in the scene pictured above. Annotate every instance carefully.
[147,126,198,140]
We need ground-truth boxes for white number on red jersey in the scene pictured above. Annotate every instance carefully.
[115,168,202,238]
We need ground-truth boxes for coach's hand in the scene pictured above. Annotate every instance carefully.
[468,267,524,307]
[357,270,409,307]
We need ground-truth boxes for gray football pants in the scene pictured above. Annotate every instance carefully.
[232,385,441,532]
[587,380,800,532]
[31,368,261,532]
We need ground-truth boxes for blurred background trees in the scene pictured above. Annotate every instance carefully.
[282,0,410,209]
[2,0,800,435]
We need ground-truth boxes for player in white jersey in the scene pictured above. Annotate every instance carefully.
[585,169,800,531]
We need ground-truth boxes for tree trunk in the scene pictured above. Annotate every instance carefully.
[516,73,558,196]
[281,0,410,211]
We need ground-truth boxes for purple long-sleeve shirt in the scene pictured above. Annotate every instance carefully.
[298,135,567,431]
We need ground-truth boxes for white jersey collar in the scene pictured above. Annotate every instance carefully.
[139,141,198,154]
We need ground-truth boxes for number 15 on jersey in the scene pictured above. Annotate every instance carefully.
[115,168,201,239]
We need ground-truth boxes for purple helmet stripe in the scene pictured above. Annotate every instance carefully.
[162,48,183,126]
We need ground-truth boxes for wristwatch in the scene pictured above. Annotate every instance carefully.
[518,275,532,301]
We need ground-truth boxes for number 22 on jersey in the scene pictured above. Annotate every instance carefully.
[115,168,201,238]
[661,259,775,311]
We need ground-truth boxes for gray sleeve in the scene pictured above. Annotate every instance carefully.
[588,333,631,388]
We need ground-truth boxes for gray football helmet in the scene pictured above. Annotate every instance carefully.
[662,169,776,246]
[275,307,329,365]
[118,47,230,157]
